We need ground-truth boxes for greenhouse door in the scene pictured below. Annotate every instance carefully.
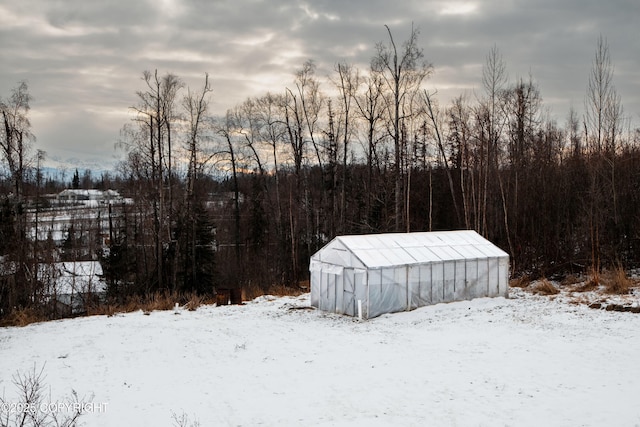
[319,271,337,313]
[318,268,364,316]
[340,269,364,316]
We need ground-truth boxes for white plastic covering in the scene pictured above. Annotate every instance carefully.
[310,230,509,319]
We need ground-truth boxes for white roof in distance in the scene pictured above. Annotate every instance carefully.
[312,230,509,269]
[39,261,106,295]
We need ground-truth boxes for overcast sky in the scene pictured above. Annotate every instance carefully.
[1,0,638,169]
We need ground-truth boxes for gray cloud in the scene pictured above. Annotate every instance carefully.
[1,0,638,168]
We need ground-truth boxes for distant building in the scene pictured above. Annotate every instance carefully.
[206,191,245,209]
[0,259,106,316]
[42,261,106,315]
[56,189,128,207]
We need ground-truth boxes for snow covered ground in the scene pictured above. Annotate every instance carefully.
[2,289,640,426]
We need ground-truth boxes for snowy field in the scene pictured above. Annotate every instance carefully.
[2,289,640,426]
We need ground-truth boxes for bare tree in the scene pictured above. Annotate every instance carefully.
[585,35,622,155]
[1,81,34,201]
[281,87,309,283]
[567,106,582,158]
[372,24,433,231]
[584,36,625,277]
[0,82,35,316]
[124,70,183,291]
[292,60,325,169]
[479,45,508,237]
[184,73,213,197]
[282,88,306,177]
[424,90,460,225]
[0,365,86,427]
[354,72,385,231]
[161,73,184,220]
[505,76,540,169]
[332,62,360,233]
[216,111,244,289]
[234,98,264,174]
[181,74,213,290]
[447,95,474,229]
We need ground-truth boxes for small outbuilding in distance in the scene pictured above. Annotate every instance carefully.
[310,230,509,319]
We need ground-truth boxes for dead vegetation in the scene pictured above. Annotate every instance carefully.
[560,274,582,287]
[601,265,635,295]
[512,265,640,313]
[563,273,600,292]
[509,275,531,288]
[242,283,307,301]
[0,365,86,426]
[2,284,306,327]
[532,278,560,295]
[0,306,45,327]
[568,265,637,295]
[112,291,217,314]
[571,280,599,293]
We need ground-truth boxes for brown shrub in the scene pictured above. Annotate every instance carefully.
[561,274,582,287]
[572,280,599,293]
[242,283,307,301]
[0,307,46,327]
[87,291,184,316]
[509,275,531,288]
[2,284,307,326]
[184,293,205,311]
[86,304,118,317]
[144,292,176,311]
[602,265,632,295]
[298,280,310,290]
[532,278,559,295]
[567,267,601,292]
[587,266,601,286]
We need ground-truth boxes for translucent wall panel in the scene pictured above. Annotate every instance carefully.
[369,267,407,318]
[310,270,321,307]
[487,258,499,297]
[367,269,383,318]
[465,259,478,299]
[408,264,432,309]
[443,261,456,301]
[475,259,489,299]
[431,263,445,304]
[320,272,337,313]
[335,271,344,315]
[454,260,467,301]
[498,258,509,297]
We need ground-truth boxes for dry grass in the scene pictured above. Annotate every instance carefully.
[561,274,582,287]
[602,265,634,295]
[571,280,599,293]
[86,304,118,317]
[183,293,214,311]
[86,291,212,317]
[532,278,559,295]
[136,292,175,312]
[1,284,308,326]
[566,267,601,292]
[509,275,531,288]
[242,283,307,301]
[0,307,46,327]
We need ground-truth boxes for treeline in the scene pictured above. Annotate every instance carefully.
[1,27,639,321]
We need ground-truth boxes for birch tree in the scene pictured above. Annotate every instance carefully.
[372,24,433,231]
[1,81,34,201]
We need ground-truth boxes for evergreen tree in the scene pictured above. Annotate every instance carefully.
[72,169,80,189]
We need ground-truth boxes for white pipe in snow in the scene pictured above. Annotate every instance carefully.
[358,300,362,320]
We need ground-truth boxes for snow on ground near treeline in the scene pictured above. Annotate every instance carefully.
[2,290,640,426]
